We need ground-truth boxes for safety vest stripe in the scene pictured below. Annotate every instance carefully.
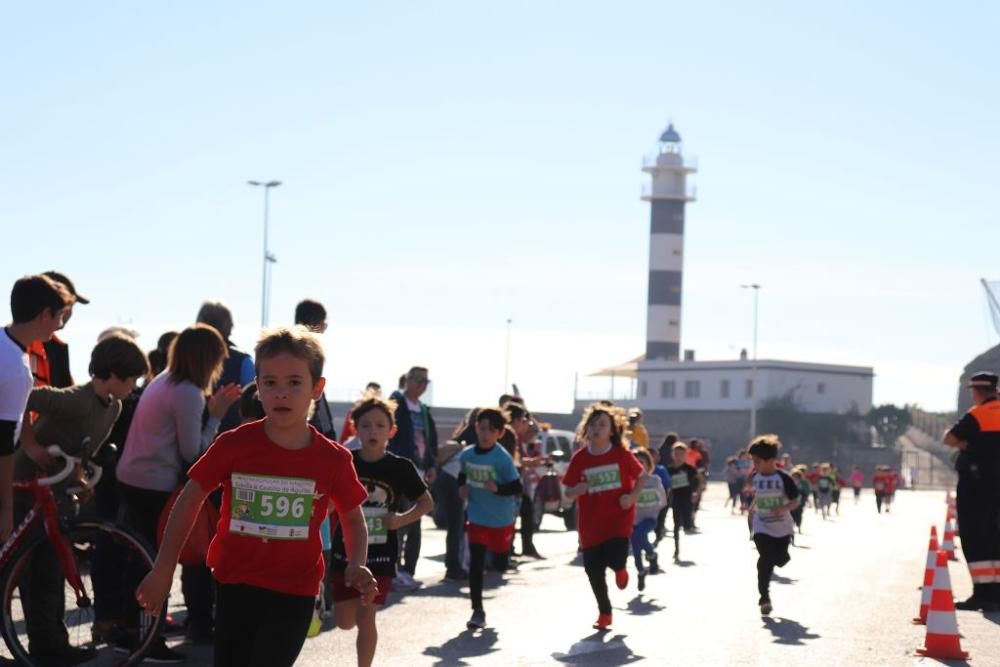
[969,401,1000,431]
[969,562,993,583]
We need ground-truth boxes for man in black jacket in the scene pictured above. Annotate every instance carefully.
[388,366,438,590]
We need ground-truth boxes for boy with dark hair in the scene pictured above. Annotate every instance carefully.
[666,442,700,561]
[13,334,148,665]
[458,407,522,629]
[747,434,800,616]
[136,326,377,667]
[1,275,73,543]
[332,393,434,666]
[292,300,335,438]
[294,299,327,331]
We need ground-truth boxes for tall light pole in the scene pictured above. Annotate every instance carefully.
[503,318,512,393]
[741,283,761,438]
[248,180,282,326]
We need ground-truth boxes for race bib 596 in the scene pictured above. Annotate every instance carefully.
[230,473,315,541]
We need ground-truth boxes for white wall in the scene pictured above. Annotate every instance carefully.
[636,361,873,414]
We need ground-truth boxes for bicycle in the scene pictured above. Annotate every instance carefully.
[0,443,165,666]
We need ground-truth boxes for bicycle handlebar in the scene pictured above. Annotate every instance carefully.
[35,445,103,492]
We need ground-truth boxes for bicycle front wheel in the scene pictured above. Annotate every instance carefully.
[1,520,165,667]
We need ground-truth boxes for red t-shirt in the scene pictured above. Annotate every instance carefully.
[188,420,368,597]
[562,445,643,549]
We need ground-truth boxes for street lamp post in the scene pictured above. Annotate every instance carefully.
[741,283,761,438]
[248,180,282,327]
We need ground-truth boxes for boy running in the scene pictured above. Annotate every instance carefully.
[631,449,666,591]
[666,442,700,561]
[331,393,434,666]
[136,327,377,667]
[457,407,522,630]
[747,435,800,616]
[848,464,864,504]
[563,404,645,630]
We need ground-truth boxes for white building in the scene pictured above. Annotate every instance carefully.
[636,357,873,414]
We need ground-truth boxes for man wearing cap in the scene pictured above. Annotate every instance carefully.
[28,271,88,389]
[944,371,1000,612]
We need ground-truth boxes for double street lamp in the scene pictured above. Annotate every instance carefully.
[248,180,282,327]
[741,283,761,438]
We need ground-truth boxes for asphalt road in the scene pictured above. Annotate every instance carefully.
[8,482,997,666]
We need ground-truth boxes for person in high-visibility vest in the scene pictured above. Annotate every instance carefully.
[944,371,1000,612]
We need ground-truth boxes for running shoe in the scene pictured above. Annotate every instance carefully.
[648,552,660,574]
[592,613,612,630]
[467,609,486,629]
[614,568,629,590]
[637,569,647,592]
[759,596,772,616]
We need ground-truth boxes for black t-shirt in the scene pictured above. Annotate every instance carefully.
[330,450,428,576]
[666,463,699,500]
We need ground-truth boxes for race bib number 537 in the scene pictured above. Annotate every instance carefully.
[230,473,315,540]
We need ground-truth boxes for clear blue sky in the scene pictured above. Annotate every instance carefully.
[2,2,998,413]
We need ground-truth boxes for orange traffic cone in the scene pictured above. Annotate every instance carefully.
[941,519,958,561]
[916,550,969,660]
[913,526,939,624]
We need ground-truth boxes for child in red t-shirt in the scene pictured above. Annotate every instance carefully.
[136,327,377,667]
[563,404,645,630]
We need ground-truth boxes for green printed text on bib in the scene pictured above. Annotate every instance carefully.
[584,464,622,494]
[670,471,690,489]
[465,462,496,489]
[754,494,783,517]
[363,506,388,545]
[230,473,315,540]
[637,489,660,509]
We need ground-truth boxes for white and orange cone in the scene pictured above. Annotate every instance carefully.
[913,526,939,624]
[941,519,958,561]
[916,550,969,660]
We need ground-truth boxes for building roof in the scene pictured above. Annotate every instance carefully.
[588,355,643,379]
[659,123,682,143]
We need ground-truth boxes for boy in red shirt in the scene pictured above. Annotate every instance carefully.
[136,327,377,667]
[563,404,645,630]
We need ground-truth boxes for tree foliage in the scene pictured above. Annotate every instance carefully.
[866,404,912,447]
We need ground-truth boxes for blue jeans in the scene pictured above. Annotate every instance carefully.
[630,518,657,571]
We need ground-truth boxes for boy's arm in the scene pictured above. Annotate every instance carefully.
[135,480,211,615]
[386,491,434,531]
[340,505,378,604]
[620,471,647,509]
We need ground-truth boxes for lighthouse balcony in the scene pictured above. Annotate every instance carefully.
[641,153,698,172]
[641,183,697,202]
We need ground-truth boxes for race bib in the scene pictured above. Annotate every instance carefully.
[584,464,622,493]
[755,494,784,519]
[363,506,388,545]
[465,462,496,489]
[637,489,660,509]
[671,471,690,489]
[874,482,885,491]
[230,473,315,540]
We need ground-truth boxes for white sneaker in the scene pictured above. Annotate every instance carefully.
[392,571,421,592]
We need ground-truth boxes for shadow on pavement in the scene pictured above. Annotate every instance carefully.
[626,595,666,616]
[673,559,696,568]
[422,627,499,666]
[552,631,642,664]
[772,574,798,585]
[982,609,1000,626]
[761,617,820,645]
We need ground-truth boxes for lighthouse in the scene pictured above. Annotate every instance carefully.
[641,123,696,360]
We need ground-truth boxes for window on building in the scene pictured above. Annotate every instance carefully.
[640,380,648,397]
[720,379,730,399]
[745,379,754,398]
[684,380,700,398]
[817,382,826,395]
[661,381,676,398]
